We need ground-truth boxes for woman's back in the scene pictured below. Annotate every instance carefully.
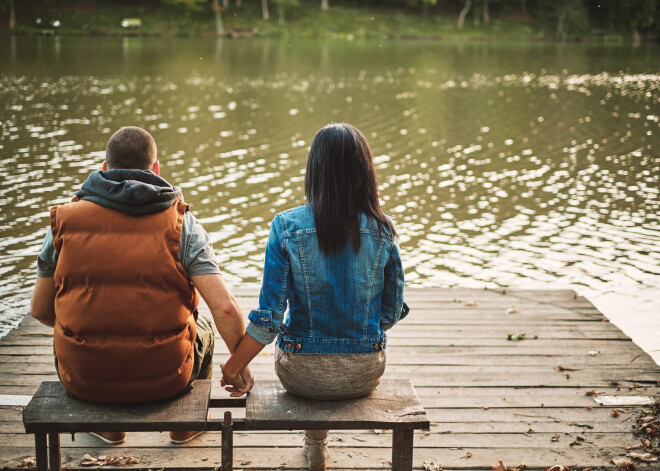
[265,204,404,354]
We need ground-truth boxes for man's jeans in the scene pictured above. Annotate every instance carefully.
[53,316,215,400]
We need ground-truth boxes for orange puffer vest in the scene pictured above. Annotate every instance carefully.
[50,198,199,403]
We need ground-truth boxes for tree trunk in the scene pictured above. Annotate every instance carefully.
[215,10,224,35]
[556,1,566,40]
[236,0,242,6]
[520,0,527,16]
[457,0,472,29]
[222,0,229,8]
[483,0,490,23]
[9,0,15,31]
[632,29,641,45]
[213,0,225,36]
[321,0,328,11]
[261,0,270,20]
[278,6,285,25]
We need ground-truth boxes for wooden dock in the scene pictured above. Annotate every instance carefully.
[1,288,658,470]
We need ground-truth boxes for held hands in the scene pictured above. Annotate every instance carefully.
[220,363,254,397]
[220,332,265,397]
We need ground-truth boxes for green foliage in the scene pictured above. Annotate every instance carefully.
[162,0,208,8]
[272,0,299,6]
[1,0,658,40]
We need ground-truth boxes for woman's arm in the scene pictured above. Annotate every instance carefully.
[222,214,291,390]
[380,239,409,330]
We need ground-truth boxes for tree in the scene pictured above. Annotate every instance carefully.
[262,0,270,20]
[164,0,224,35]
[457,0,472,28]
[420,0,437,17]
[213,0,224,36]
[321,0,328,11]
[272,0,299,24]
[0,0,15,30]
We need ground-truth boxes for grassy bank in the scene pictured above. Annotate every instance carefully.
[0,1,650,43]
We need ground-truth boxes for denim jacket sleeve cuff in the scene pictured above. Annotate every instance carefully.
[400,302,410,321]
[247,309,278,345]
[381,302,410,331]
[246,322,277,345]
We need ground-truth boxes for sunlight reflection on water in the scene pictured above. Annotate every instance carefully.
[0,39,658,360]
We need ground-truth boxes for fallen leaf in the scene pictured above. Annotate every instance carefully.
[625,445,642,450]
[79,455,140,467]
[584,390,598,396]
[611,457,637,470]
[569,422,594,429]
[240,460,252,465]
[506,306,519,314]
[612,409,620,417]
[507,332,526,341]
[563,372,571,379]
[585,405,593,410]
[588,350,600,356]
[480,406,490,410]
[527,428,535,433]
[20,457,36,469]
[492,461,506,471]
[422,461,444,471]
[629,452,657,462]
[551,434,560,442]
[465,301,479,307]
[461,452,472,459]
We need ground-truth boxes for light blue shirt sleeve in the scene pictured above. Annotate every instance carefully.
[179,211,221,276]
[36,228,57,278]
[35,210,221,278]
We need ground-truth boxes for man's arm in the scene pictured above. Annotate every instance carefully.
[31,277,56,327]
[190,273,254,396]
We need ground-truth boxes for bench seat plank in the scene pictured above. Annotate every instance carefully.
[246,379,429,431]
[23,380,211,433]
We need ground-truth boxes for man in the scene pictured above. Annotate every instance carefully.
[30,126,253,445]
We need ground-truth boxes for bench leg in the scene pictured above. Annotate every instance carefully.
[391,429,413,471]
[35,433,48,471]
[49,432,61,471]
[221,411,233,471]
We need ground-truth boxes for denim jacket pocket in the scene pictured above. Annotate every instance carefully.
[248,309,278,334]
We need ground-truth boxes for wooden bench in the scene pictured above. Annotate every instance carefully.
[23,379,429,471]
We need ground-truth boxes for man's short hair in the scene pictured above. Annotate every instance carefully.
[105,127,157,170]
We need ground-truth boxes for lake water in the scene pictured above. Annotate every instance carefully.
[1,38,658,363]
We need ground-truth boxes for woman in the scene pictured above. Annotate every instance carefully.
[222,123,409,471]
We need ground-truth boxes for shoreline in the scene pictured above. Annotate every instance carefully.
[1,4,656,44]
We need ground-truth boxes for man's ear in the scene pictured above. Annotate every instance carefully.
[152,160,160,175]
[102,161,108,171]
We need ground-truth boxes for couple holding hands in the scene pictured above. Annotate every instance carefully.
[30,122,408,471]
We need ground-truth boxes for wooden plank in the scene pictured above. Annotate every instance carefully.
[2,444,655,470]
[246,380,429,430]
[23,381,211,433]
[1,351,656,368]
[0,430,646,449]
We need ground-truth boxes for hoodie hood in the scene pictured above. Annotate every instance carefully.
[75,170,183,216]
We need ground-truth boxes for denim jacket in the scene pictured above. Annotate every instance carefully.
[246,204,409,354]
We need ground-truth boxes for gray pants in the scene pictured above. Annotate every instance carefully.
[275,345,386,443]
[275,346,386,400]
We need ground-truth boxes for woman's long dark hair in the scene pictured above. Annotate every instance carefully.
[305,123,396,255]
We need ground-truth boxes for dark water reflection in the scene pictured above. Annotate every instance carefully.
[1,38,659,356]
